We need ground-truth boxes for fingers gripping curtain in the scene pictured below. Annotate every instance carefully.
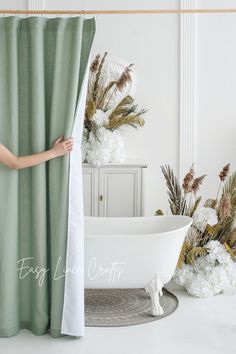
[0,16,95,337]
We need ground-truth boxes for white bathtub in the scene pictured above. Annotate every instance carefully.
[84,215,192,289]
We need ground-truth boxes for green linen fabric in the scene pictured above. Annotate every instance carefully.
[0,16,95,337]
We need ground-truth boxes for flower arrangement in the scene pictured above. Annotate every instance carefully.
[156,164,236,297]
[83,52,147,167]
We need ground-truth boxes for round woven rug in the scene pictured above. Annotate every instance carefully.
[85,288,178,327]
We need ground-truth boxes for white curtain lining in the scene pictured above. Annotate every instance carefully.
[61,59,90,336]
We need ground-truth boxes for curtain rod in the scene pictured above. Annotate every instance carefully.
[1,9,236,15]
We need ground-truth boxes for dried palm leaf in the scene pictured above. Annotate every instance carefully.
[84,119,101,141]
[161,165,187,215]
[223,171,236,194]
[155,209,164,216]
[186,247,208,265]
[177,240,192,269]
[106,115,145,131]
[85,99,96,120]
[226,230,236,248]
[105,95,146,131]
[223,242,235,258]
[197,228,213,247]
[189,196,201,217]
[223,172,236,216]
[212,216,234,243]
[108,95,134,118]
[205,224,216,236]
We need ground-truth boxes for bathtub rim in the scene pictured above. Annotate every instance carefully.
[84,215,193,237]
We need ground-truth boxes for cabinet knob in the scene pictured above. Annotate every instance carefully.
[99,195,103,202]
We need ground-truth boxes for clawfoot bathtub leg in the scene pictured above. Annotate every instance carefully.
[145,275,164,316]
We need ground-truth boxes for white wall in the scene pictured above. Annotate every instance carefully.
[47,0,181,215]
[196,0,236,201]
[1,0,236,214]
[0,0,27,9]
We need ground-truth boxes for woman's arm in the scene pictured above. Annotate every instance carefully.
[0,136,74,170]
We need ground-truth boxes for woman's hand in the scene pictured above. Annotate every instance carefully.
[0,136,74,170]
[52,136,74,157]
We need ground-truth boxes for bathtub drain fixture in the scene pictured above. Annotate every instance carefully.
[85,288,178,327]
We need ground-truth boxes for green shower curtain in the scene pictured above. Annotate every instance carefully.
[0,16,95,337]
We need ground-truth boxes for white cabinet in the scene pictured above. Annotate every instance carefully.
[82,163,147,217]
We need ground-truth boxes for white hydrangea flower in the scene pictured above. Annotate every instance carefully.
[192,207,218,232]
[110,130,126,163]
[206,240,231,265]
[174,240,236,298]
[85,127,126,167]
[92,109,111,127]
